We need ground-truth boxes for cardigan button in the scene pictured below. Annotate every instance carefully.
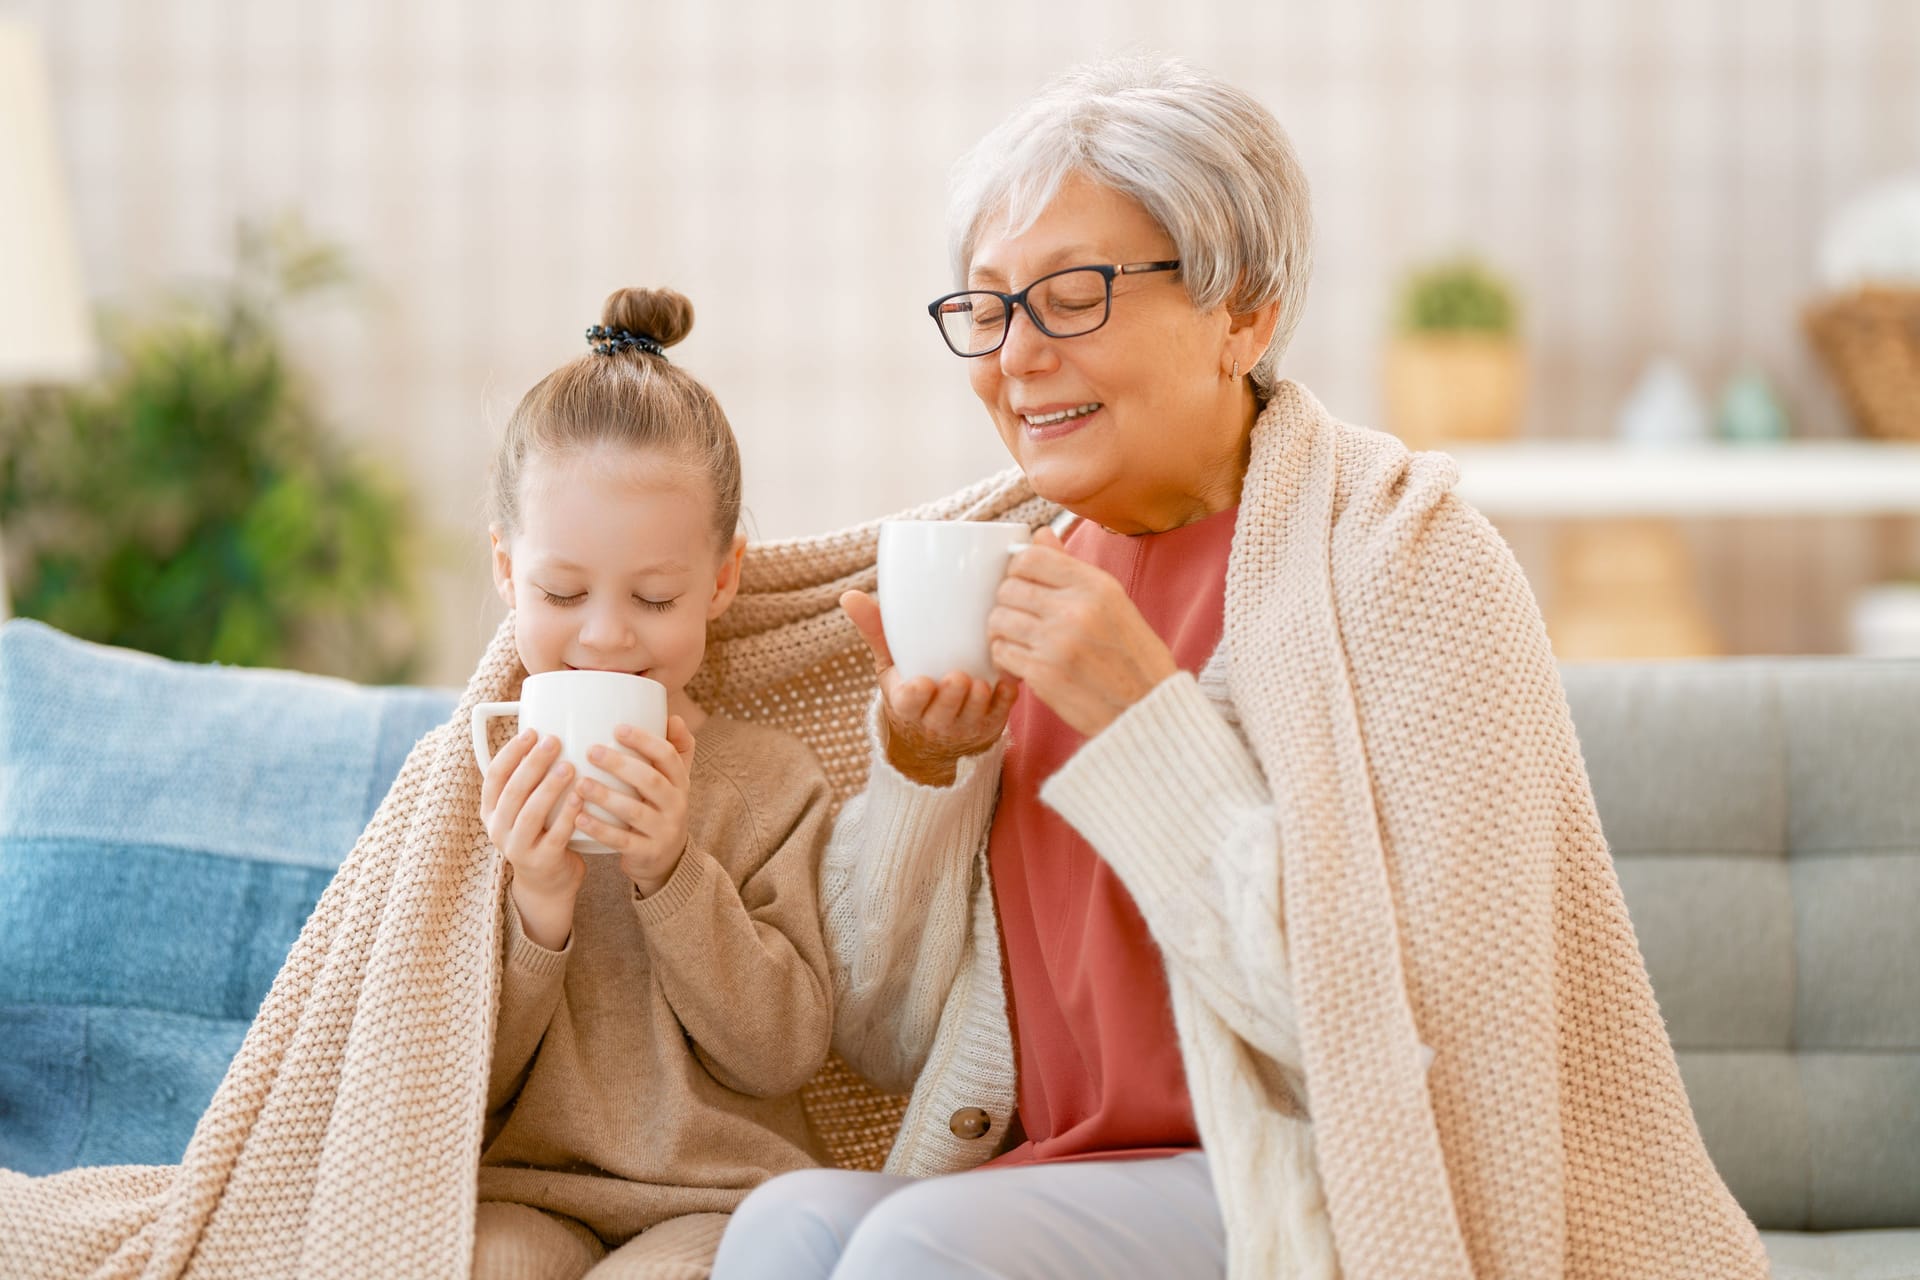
[948,1107,992,1140]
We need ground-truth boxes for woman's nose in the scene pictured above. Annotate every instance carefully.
[998,305,1058,378]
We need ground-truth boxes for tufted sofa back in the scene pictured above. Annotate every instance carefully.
[1562,660,1920,1232]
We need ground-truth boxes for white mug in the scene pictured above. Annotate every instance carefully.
[877,520,1031,683]
[471,669,669,854]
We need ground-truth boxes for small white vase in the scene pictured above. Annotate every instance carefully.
[1850,582,1920,657]
[1618,358,1712,447]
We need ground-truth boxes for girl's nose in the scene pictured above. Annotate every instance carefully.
[576,602,635,652]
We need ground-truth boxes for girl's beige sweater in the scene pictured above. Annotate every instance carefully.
[480,713,833,1245]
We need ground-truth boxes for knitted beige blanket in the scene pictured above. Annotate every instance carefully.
[0,472,1045,1280]
[1231,385,1764,1277]
[0,381,1763,1278]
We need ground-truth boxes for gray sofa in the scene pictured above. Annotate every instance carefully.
[1563,661,1920,1280]
[0,619,1915,1277]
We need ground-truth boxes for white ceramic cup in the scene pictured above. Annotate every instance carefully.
[471,669,669,854]
[877,520,1031,684]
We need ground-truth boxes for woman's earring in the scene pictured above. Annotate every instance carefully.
[1231,359,1240,380]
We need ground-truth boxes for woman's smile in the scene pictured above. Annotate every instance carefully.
[1018,401,1104,442]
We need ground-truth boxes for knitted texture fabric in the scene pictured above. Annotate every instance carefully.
[0,471,1046,1279]
[1220,386,1766,1277]
[0,382,1764,1277]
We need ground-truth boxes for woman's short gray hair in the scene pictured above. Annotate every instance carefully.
[947,55,1314,397]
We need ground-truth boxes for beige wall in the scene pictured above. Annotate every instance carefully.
[13,0,1919,681]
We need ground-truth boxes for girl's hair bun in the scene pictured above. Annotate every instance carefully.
[495,284,740,548]
[600,287,694,348]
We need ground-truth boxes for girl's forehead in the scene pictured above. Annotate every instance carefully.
[512,447,718,565]
[519,449,691,514]
[521,446,708,508]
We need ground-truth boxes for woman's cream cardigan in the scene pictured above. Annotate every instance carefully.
[822,383,1769,1280]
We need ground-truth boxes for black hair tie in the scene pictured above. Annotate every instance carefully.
[584,325,667,359]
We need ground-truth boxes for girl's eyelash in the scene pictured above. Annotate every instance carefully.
[539,590,677,613]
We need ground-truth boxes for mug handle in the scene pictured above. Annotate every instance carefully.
[471,700,521,776]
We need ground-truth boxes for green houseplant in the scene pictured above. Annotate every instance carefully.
[1384,257,1526,449]
[0,219,425,682]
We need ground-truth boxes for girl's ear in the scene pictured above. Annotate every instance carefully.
[489,525,517,610]
[707,531,749,621]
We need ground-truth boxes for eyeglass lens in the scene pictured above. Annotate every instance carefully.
[935,268,1114,355]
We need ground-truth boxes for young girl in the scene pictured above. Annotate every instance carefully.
[472,287,834,1280]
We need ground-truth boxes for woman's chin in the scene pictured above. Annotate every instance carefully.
[1017,459,1103,512]
[1011,440,1114,509]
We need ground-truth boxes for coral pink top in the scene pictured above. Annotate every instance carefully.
[987,503,1238,1166]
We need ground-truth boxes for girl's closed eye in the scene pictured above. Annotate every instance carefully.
[540,590,677,613]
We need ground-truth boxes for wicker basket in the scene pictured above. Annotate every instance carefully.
[1803,286,1920,440]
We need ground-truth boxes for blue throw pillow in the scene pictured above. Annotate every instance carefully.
[0,619,456,1173]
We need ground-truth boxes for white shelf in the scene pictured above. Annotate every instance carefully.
[1444,441,1920,518]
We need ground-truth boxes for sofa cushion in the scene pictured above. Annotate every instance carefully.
[1563,659,1920,1233]
[0,619,456,1172]
[1764,1229,1920,1280]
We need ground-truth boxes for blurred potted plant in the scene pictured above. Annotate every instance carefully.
[0,217,426,682]
[1384,257,1525,449]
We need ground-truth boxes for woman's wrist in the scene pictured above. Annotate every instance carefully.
[884,721,1006,787]
[885,739,960,787]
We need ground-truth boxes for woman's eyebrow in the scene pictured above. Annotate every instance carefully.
[968,245,1105,286]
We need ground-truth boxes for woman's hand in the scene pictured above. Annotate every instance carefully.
[576,716,697,898]
[841,589,1020,787]
[481,729,586,950]
[989,526,1180,738]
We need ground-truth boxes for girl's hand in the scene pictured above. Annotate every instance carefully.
[988,526,1179,738]
[840,589,1020,788]
[481,729,587,949]
[577,716,697,898]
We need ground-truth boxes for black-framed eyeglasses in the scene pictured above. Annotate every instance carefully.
[926,260,1181,358]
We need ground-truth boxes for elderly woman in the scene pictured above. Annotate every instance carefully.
[712,56,1767,1280]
